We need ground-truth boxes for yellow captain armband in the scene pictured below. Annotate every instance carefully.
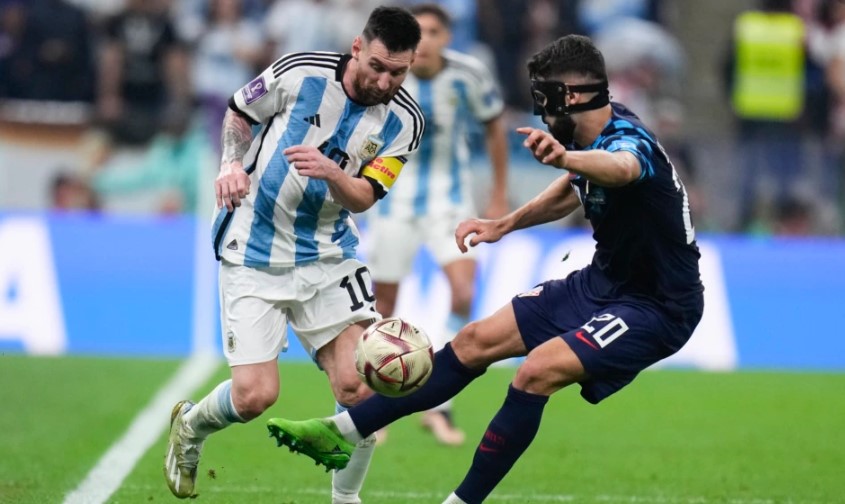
[360,156,406,191]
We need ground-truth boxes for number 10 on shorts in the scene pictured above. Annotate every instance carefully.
[581,314,629,348]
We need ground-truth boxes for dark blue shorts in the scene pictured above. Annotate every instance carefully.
[511,269,703,404]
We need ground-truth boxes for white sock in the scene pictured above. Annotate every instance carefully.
[183,379,244,439]
[441,492,468,504]
[430,398,453,413]
[332,403,376,504]
[331,410,364,444]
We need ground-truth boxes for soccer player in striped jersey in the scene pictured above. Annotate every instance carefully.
[163,7,423,503]
[265,35,704,504]
[366,3,508,446]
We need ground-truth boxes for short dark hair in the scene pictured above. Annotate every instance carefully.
[362,6,421,53]
[527,35,607,82]
[409,3,452,29]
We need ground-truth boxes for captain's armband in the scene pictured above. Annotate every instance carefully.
[360,156,407,199]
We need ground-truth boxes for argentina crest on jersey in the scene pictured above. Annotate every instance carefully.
[360,134,384,162]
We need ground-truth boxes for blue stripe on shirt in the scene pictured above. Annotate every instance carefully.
[413,79,434,216]
[374,110,403,217]
[450,80,469,205]
[293,98,367,264]
[245,76,327,267]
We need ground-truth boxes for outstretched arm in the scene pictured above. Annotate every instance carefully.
[216,108,253,211]
[455,175,580,252]
[517,126,641,187]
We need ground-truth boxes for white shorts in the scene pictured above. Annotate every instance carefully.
[367,208,477,283]
[219,258,380,366]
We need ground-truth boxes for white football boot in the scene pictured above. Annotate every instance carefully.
[164,400,203,499]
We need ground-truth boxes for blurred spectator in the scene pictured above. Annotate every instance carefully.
[773,196,815,235]
[823,0,845,206]
[576,0,664,34]
[50,172,100,211]
[264,0,335,55]
[595,17,684,127]
[0,0,95,102]
[97,0,190,146]
[91,104,215,215]
[192,0,263,152]
[477,0,531,109]
[725,0,810,231]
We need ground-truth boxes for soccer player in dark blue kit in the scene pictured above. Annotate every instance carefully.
[266,34,704,504]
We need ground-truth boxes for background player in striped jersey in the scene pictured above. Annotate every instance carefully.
[366,3,508,446]
[265,34,705,504]
[163,7,423,503]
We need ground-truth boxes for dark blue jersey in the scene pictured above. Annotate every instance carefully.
[570,103,703,316]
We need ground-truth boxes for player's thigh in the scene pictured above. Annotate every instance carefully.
[513,337,586,396]
[452,302,527,369]
[561,302,688,404]
[288,258,380,367]
[510,271,595,352]
[219,260,290,368]
[366,215,421,283]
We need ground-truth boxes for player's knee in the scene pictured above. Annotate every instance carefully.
[333,378,370,406]
[513,358,577,396]
[232,386,277,420]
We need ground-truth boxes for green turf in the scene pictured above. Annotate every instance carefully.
[3,356,843,503]
[0,354,180,504]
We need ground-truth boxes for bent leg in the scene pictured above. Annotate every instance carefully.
[345,302,527,438]
[452,337,584,504]
[318,322,378,504]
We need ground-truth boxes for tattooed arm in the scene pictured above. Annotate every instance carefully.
[215,108,254,211]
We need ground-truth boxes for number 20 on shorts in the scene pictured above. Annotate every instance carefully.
[581,314,629,348]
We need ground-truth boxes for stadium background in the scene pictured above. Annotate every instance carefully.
[1,0,844,503]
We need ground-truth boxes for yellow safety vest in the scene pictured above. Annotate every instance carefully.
[732,11,805,121]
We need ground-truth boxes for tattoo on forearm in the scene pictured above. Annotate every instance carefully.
[221,111,253,165]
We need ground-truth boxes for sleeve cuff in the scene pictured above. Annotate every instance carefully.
[227,96,258,125]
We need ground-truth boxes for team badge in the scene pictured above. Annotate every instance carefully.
[517,286,544,297]
[226,331,237,353]
[360,134,383,161]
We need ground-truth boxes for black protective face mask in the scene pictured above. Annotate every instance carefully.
[530,78,609,144]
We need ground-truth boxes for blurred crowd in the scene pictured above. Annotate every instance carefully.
[1,0,845,235]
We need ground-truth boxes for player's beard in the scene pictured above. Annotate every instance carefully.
[546,114,577,146]
[353,79,392,106]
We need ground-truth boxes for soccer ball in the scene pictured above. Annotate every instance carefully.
[356,317,434,397]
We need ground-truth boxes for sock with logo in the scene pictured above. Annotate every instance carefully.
[453,385,548,504]
[342,343,484,439]
[183,379,245,439]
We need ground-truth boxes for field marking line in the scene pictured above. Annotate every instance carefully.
[122,483,817,504]
[63,353,219,504]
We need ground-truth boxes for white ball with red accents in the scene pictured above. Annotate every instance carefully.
[355,317,434,397]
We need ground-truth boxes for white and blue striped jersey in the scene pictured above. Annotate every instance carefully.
[377,49,503,219]
[213,52,424,267]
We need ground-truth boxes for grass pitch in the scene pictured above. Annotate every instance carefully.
[1,354,842,504]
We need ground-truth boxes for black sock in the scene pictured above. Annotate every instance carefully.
[455,385,549,504]
[348,343,484,437]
